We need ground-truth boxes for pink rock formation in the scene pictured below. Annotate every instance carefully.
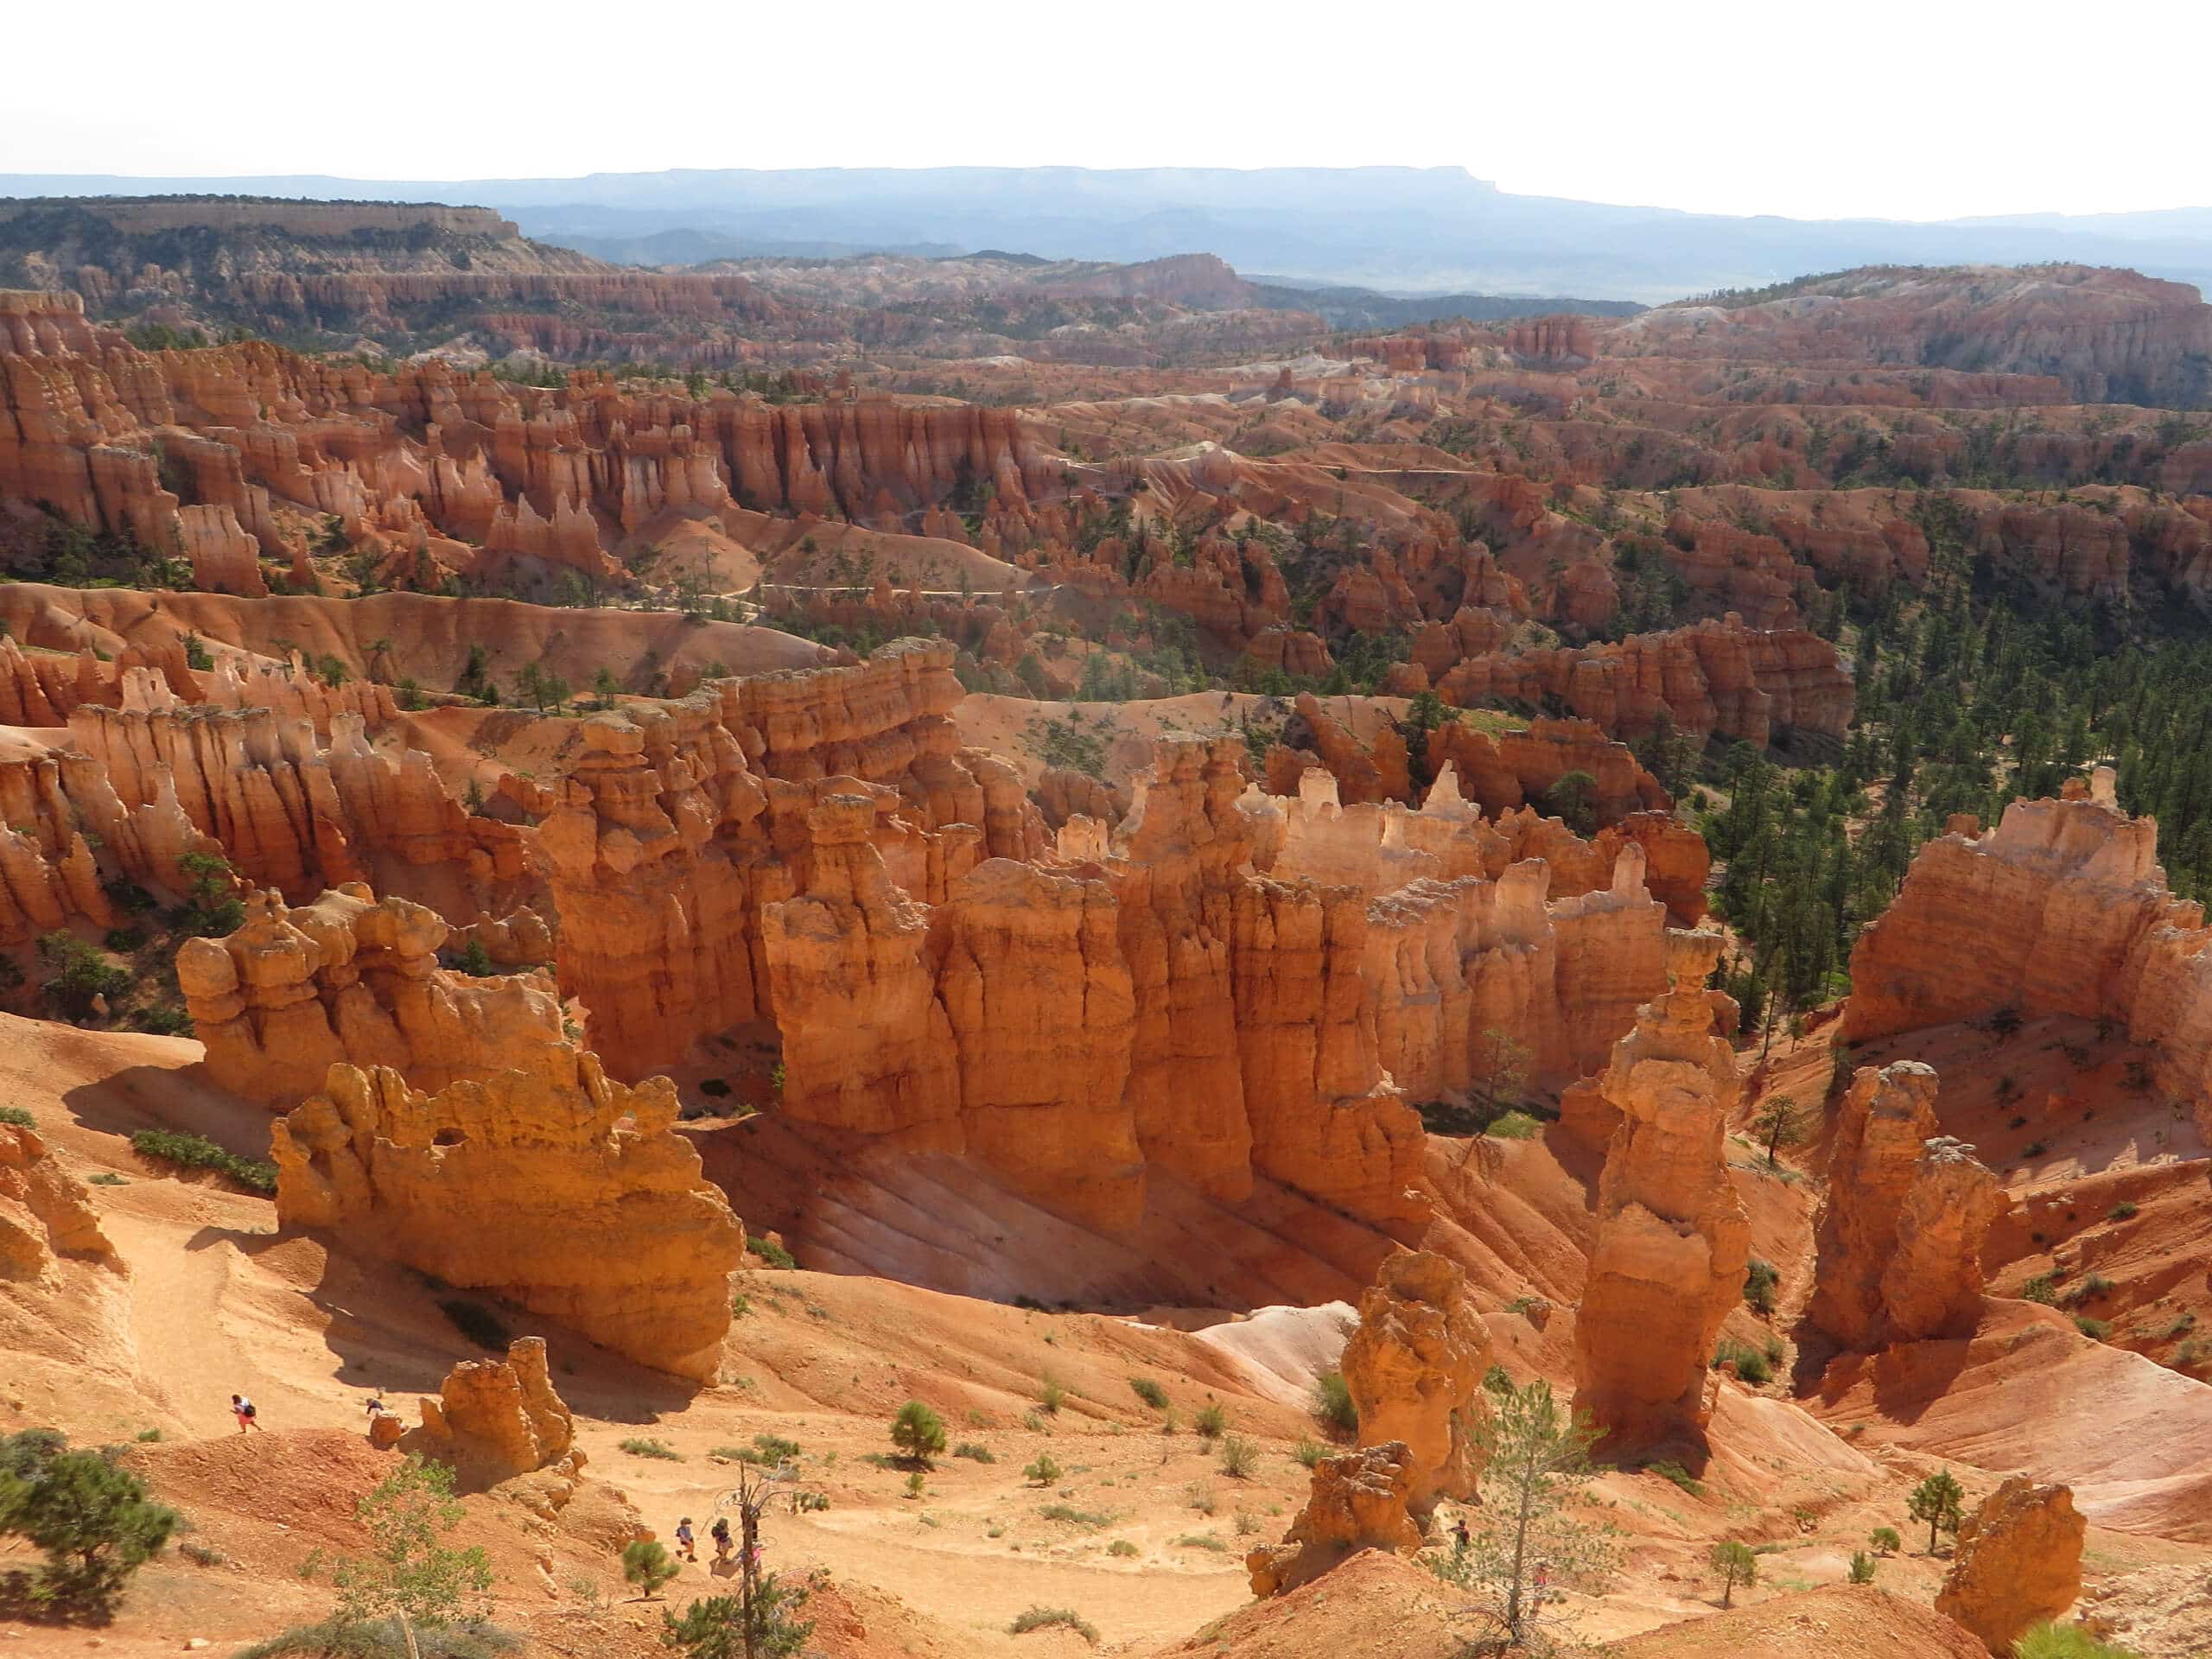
[1245,1440,1423,1598]
[1340,1250,1493,1518]
[178,884,564,1107]
[1936,1477,2086,1656]
[270,1048,744,1379]
[1573,927,1751,1457]
[1844,768,2212,1138]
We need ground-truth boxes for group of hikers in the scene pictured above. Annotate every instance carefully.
[672,1514,747,1569]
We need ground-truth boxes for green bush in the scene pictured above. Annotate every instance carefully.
[1713,1338,1772,1386]
[1173,1531,1227,1551]
[130,1127,277,1194]
[88,1172,127,1185]
[2010,1624,2142,1659]
[618,1438,682,1461]
[621,1539,677,1598]
[747,1233,797,1269]
[1107,1538,1138,1558]
[953,1441,996,1463]
[1648,1459,1704,1497]
[1217,1433,1259,1479]
[438,1299,511,1351]
[1128,1376,1167,1409]
[1485,1110,1542,1140]
[1007,1607,1098,1644]
[0,1106,33,1128]
[718,1433,799,1466]
[1848,1549,1877,1583]
[1293,1437,1326,1468]
[1313,1370,1358,1433]
[1743,1258,1781,1316]
[2074,1316,2113,1341]
[1037,1376,1066,1414]
[2020,1274,2060,1305]
[103,926,148,954]
[1023,1453,1063,1486]
[1194,1402,1227,1440]
[2107,1202,2139,1221]
[1038,1503,1109,1528]
[37,931,130,1018]
[1869,1526,1902,1554]
[0,1429,178,1599]
[891,1400,946,1464]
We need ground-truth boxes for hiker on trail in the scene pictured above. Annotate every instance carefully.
[232,1394,261,1433]
[675,1516,696,1561]
[1452,1516,1471,1558]
[364,1395,385,1416]
[711,1516,732,1564]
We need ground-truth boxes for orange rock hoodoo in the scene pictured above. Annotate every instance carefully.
[177,885,567,1109]
[1573,927,1751,1458]
[1339,1250,1493,1519]
[270,1049,745,1380]
[1808,1063,2005,1349]
[407,1337,583,1494]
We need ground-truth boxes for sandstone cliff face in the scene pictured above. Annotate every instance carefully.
[1844,769,2212,1138]
[1245,1440,1422,1598]
[1339,1250,1493,1519]
[1936,1478,2086,1656]
[270,1051,744,1380]
[177,885,567,1109]
[1573,928,1751,1458]
[409,1337,582,1493]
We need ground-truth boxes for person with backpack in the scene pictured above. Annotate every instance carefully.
[710,1516,732,1565]
[231,1394,261,1433]
[674,1516,696,1561]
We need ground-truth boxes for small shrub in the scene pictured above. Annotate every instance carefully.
[903,1471,926,1499]
[1174,1531,1227,1551]
[103,926,148,954]
[1713,1338,1772,1385]
[1869,1526,1902,1554]
[2074,1316,2113,1341]
[1038,1503,1109,1529]
[1485,1109,1541,1140]
[2107,1202,2139,1222]
[1184,1480,1217,1516]
[1293,1437,1326,1468]
[0,1106,35,1128]
[131,1003,194,1037]
[954,1441,997,1463]
[2020,1274,2059,1305]
[747,1233,797,1269]
[2058,1274,2113,1307]
[439,1299,512,1351]
[1848,1549,1877,1583]
[1194,1402,1227,1440]
[2024,1141,2049,1158]
[720,1433,799,1466]
[622,1538,677,1598]
[1217,1433,1259,1480]
[1007,1607,1099,1644]
[1128,1376,1167,1409]
[1649,1459,1704,1497]
[1743,1258,1781,1316]
[619,1437,682,1461]
[1312,1370,1357,1433]
[891,1400,947,1464]
[1021,1409,1047,1433]
[134,1427,162,1442]
[1107,1538,1138,1558]
[2163,1312,2197,1340]
[129,1127,276,1194]
[2011,1624,2144,1659]
[88,1171,126,1185]
[1037,1376,1066,1414]
[1023,1453,1063,1486]
[180,1541,227,1567]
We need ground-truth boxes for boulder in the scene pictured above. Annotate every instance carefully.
[1246,1440,1422,1598]
[410,1337,582,1492]
[1936,1477,2086,1655]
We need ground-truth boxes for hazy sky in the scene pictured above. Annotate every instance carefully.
[8,0,2205,222]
